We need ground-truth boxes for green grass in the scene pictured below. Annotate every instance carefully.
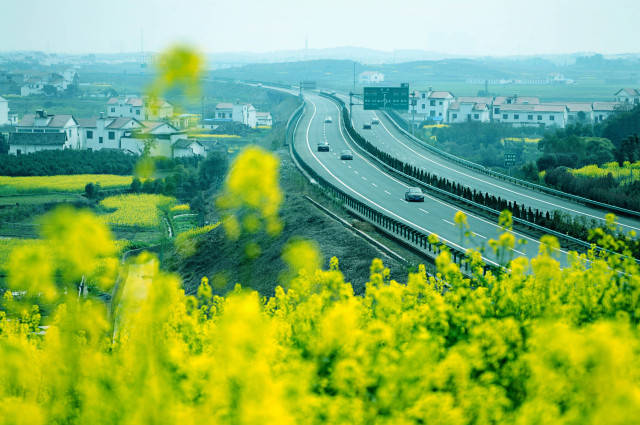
[0,193,86,206]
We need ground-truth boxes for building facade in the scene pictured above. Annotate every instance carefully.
[614,88,640,105]
[14,110,80,150]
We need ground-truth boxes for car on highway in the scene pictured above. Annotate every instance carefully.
[363,123,372,129]
[371,119,380,125]
[324,116,333,123]
[317,141,330,152]
[404,187,425,202]
[340,150,353,160]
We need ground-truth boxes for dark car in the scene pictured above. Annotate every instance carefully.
[340,149,353,160]
[317,142,330,152]
[324,116,333,124]
[371,119,380,125]
[404,187,425,202]
[362,123,372,130]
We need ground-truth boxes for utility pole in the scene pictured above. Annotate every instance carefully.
[353,62,356,92]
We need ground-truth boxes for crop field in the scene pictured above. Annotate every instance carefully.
[0,238,40,268]
[0,174,133,195]
[571,161,640,183]
[100,194,175,227]
[168,205,198,234]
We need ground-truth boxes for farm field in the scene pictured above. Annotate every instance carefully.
[0,174,133,195]
[571,161,640,183]
[0,193,86,206]
[99,194,175,227]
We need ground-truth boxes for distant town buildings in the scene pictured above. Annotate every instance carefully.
[214,101,272,129]
[256,112,273,127]
[10,110,80,154]
[358,71,385,84]
[0,96,8,125]
[408,89,633,128]
[20,69,79,96]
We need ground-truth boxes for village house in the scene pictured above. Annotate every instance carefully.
[358,71,385,84]
[561,102,594,123]
[592,102,624,123]
[493,104,568,128]
[78,113,144,151]
[20,70,78,96]
[214,102,234,121]
[232,102,257,128]
[9,110,80,154]
[106,96,174,121]
[411,89,455,122]
[120,121,184,157]
[614,88,640,105]
[446,96,492,123]
[256,111,273,127]
[171,139,206,158]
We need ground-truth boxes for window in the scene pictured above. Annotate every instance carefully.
[537,115,543,120]
[452,113,458,119]
[494,108,500,114]
[549,115,555,121]
[474,114,479,119]
[430,100,435,106]
[108,131,115,140]
[438,112,442,116]
[129,108,132,113]
[439,101,443,106]
[528,114,533,120]
[110,107,115,113]
[421,104,425,110]
[421,93,425,99]
[430,110,435,117]
[514,114,519,120]
[136,109,140,115]
[99,136,103,144]
[502,114,508,119]
[16,149,21,155]
[87,130,93,139]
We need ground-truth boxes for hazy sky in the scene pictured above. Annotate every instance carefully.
[1,0,639,56]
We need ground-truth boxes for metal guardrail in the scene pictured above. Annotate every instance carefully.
[285,96,498,276]
[382,109,640,218]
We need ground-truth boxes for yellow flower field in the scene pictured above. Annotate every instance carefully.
[501,137,541,144]
[422,124,449,129]
[170,204,190,212]
[0,174,133,194]
[100,194,175,227]
[571,161,640,183]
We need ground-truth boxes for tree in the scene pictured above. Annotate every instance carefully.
[130,177,142,193]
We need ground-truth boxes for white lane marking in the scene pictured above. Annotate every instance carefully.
[513,248,526,256]
[419,208,430,214]
[443,219,455,226]
[354,170,359,175]
[400,198,408,202]
[301,97,503,265]
[370,110,640,232]
[473,233,487,239]
[362,176,367,181]
[372,183,378,187]
[384,190,392,195]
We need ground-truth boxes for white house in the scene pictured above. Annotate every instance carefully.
[232,103,257,128]
[446,96,492,123]
[214,102,234,121]
[172,139,205,158]
[120,121,184,157]
[106,96,173,120]
[493,104,568,128]
[358,71,385,84]
[15,110,80,148]
[20,71,78,96]
[592,102,624,123]
[0,96,8,125]
[8,132,69,155]
[78,114,144,151]
[562,103,594,124]
[256,112,273,127]
[411,90,455,122]
[614,88,640,105]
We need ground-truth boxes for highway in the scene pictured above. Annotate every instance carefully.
[293,92,573,267]
[344,97,640,234]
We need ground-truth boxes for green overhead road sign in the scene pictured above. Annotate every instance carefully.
[363,83,409,110]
